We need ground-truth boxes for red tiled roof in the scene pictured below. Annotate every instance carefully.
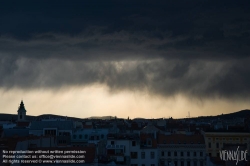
[140,133,155,139]
[83,125,93,129]
[158,133,205,144]
[17,121,30,127]
[140,133,157,148]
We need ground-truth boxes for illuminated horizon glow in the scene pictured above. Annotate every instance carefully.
[1,85,249,119]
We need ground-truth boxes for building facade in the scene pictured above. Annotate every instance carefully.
[158,133,206,166]
[203,131,250,157]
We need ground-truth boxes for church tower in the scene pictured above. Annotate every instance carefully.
[17,100,27,121]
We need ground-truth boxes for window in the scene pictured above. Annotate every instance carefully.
[151,164,155,166]
[174,151,177,156]
[174,161,177,166]
[85,134,88,139]
[116,149,123,155]
[181,152,183,156]
[208,142,211,148]
[111,141,114,145]
[141,140,146,146]
[181,161,184,166]
[151,152,155,159]
[79,134,82,139]
[193,152,196,157]
[101,134,104,139]
[200,161,203,166]
[187,152,190,156]
[187,161,190,166]
[131,152,138,159]
[132,141,136,146]
[73,135,76,139]
[194,161,197,166]
[209,153,211,157]
[45,130,56,136]
[161,151,164,157]
[200,152,203,157]
[141,152,145,159]
[168,152,171,156]
[216,143,219,148]
[147,139,152,145]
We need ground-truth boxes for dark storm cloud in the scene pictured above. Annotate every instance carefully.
[0,0,250,99]
[1,56,250,99]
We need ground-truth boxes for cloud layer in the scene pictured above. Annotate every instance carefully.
[0,0,250,100]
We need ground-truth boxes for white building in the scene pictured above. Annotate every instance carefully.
[29,120,74,136]
[105,128,159,166]
[158,133,206,166]
[71,128,109,146]
[29,120,74,146]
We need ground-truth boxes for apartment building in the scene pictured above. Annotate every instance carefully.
[203,130,250,157]
[106,133,158,166]
[158,133,206,166]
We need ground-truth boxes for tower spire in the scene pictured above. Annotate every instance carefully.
[17,100,27,121]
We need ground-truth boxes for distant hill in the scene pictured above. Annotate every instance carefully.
[0,113,35,121]
[216,109,250,119]
[36,114,83,121]
[0,109,249,121]
[133,118,146,120]
[88,116,116,120]
[0,113,116,121]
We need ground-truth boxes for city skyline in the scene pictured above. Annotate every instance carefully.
[1,100,249,120]
[0,0,250,119]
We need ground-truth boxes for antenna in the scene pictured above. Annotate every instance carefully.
[186,111,190,118]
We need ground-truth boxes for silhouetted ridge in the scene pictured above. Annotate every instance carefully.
[216,109,250,119]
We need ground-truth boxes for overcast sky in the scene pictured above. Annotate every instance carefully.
[0,0,250,118]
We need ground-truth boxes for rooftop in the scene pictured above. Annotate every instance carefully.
[30,121,74,130]
[158,133,205,144]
